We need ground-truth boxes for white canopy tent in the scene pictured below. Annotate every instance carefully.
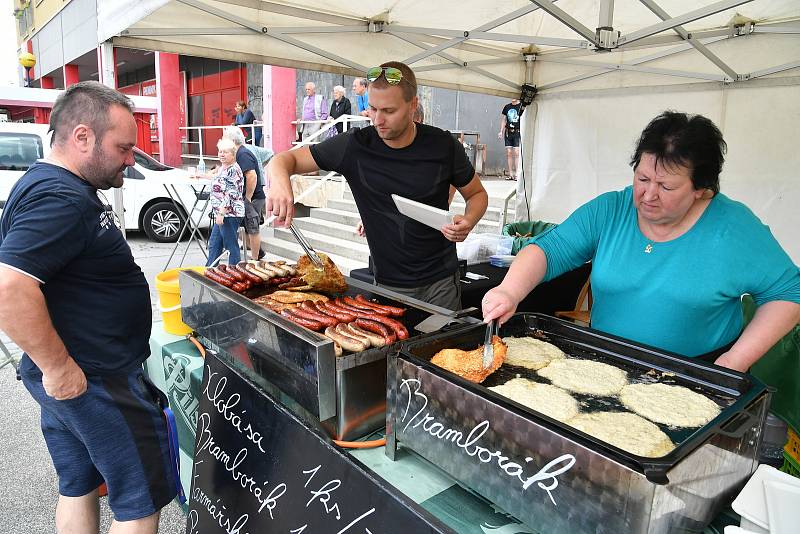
[99,0,800,260]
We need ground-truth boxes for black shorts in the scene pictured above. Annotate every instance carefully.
[504,131,521,148]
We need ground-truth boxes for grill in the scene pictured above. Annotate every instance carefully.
[178,269,473,440]
[387,313,769,533]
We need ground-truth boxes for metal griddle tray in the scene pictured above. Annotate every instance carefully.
[398,312,768,483]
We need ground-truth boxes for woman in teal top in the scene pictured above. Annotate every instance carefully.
[483,112,800,372]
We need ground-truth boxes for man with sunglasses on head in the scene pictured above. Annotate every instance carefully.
[268,61,488,310]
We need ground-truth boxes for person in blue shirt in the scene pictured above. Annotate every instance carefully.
[483,111,800,372]
[352,77,370,123]
[0,82,175,533]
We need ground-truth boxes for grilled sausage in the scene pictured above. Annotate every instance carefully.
[205,269,235,288]
[243,263,271,281]
[251,263,278,279]
[280,309,324,331]
[231,282,248,293]
[218,264,246,282]
[354,317,397,344]
[342,296,390,315]
[268,276,290,286]
[347,323,386,347]
[287,306,337,328]
[234,264,263,285]
[324,326,368,352]
[335,322,371,346]
[317,301,357,323]
[304,301,341,322]
[334,297,380,316]
[354,294,406,317]
[256,261,283,277]
[363,314,409,340]
[207,267,237,286]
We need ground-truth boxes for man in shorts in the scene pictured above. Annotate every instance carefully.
[223,126,267,260]
[0,82,176,532]
[498,98,524,180]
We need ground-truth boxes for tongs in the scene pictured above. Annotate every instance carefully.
[482,319,499,369]
[288,223,325,270]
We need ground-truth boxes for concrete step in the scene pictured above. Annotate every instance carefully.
[308,207,363,228]
[264,239,367,276]
[291,215,368,244]
[327,198,360,214]
[272,226,372,264]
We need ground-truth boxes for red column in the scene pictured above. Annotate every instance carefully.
[64,64,80,87]
[155,51,182,167]
[40,76,55,89]
[266,66,296,153]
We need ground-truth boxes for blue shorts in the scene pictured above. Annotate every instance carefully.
[21,361,177,521]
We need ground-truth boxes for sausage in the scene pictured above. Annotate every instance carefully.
[268,276,290,286]
[256,261,283,277]
[334,297,380,316]
[243,263,271,281]
[304,301,340,322]
[262,261,292,277]
[231,282,248,293]
[207,267,237,286]
[287,306,337,328]
[317,301,357,323]
[205,269,235,288]
[252,263,278,279]
[280,309,324,331]
[342,296,390,315]
[354,317,397,344]
[332,341,343,357]
[363,314,409,340]
[335,322,372,346]
[354,294,406,317]
[234,264,263,285]
[218,264,246,283]
[324,326,368,353]
[347,323,386,347]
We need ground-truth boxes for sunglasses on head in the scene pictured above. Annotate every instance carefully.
[366,66,405,85]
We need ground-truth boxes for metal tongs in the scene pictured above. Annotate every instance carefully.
[288,223,325,270]
[482,319,499,369]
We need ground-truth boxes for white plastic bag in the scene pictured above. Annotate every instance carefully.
[457,233,509,265]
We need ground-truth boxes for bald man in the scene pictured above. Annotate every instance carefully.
[300,82,328,142]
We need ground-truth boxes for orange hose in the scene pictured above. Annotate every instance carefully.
[332,437,386,449]
[187,335,206,358]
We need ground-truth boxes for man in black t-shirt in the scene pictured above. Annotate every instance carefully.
[0,82,175,532]
[498,98,524,180]
[223,126,266,260]
[268,61,488,310]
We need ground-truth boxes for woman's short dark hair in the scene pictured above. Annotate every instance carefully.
[49,81,133,147]
[236,100,248,109]
[630,111,727,195]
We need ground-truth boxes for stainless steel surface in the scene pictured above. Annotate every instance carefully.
[179,270,469,440]
[387,313,770,534]
[288,223,324,269]
[482,319,497,369]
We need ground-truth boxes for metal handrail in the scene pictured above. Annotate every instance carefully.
[291,115,371,149]
[264,170,340,226]
[178,124,262,164]
[498,187,517,233]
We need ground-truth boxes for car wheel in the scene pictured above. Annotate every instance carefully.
[142,202,185,243]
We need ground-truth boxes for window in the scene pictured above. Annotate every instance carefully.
[0,133,44,171]
[133,149,171,171]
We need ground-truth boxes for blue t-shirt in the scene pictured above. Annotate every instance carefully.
[356,93,369,114]
[0,162,151,375]
[533,186,800,357]
[236,145,265,200]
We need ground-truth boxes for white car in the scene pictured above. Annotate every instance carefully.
[0,122,210,242]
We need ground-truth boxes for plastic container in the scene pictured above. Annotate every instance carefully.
[155,267,206,335]
[760,413,789,467]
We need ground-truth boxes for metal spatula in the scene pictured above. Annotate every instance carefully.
[288,223,324,270]
[482,319,498,369]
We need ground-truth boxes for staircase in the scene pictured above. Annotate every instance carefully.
[265,181,517,275]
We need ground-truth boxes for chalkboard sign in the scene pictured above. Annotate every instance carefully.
[186,353,447,534]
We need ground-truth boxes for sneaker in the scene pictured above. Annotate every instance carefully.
[257,249,266,260]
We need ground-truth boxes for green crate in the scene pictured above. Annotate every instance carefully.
[781,450,800,479]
